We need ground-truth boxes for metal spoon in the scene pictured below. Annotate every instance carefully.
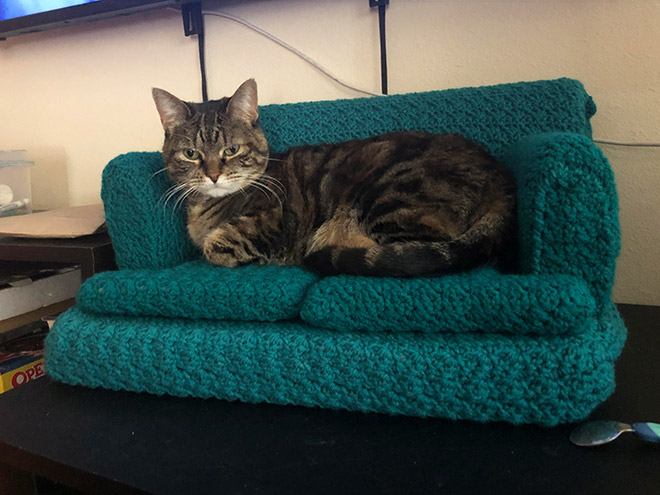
[570,420,660,447]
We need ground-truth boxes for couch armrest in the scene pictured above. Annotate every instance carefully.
[101,152,198,270]
[501,133,620,310]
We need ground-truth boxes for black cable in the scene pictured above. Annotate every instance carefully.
[370,0,389,95]
[197,20,208,102]
[377,3,388,95]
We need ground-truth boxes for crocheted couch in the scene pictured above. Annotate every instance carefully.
[45,78,626,426]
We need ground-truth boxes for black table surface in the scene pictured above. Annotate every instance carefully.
[0,304,658,494]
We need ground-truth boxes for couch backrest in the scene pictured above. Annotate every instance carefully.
[260,77,595,156]
[102,78,596,270]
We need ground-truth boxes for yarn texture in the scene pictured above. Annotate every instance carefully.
[77,261,318,322]
[46,304,626,426]
[503,133,620,311]
[300,268,595,335]
[78,265,595,335]
[46,78,626,425]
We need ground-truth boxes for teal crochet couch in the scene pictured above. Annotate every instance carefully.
[45,78,626,426]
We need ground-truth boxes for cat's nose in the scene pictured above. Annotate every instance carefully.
[207,172,220,183]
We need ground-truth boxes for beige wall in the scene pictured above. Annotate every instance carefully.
[0,0,658,304]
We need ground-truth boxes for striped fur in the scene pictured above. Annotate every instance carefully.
[153,80,517,277]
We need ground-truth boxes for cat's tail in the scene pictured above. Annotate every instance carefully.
[303,210,515,277]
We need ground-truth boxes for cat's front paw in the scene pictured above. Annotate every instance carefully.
[202,228,262,267]
[203,230,240,267]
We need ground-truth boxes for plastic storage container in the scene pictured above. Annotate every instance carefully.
[0,150,33,217]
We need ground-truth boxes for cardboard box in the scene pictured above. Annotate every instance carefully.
[0,326,47,394]
[0,354,45,394]
[0,204,105,238]
[0,266,81,321]
[0,298,74,336]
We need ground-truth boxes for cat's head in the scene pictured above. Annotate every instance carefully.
[152,79,269,198]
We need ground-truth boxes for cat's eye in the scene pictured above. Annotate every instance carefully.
[224,145,240,157]
[183,149,201,160]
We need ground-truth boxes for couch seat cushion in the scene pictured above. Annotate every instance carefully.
[78,263,594,335]
[300,268,595,335]
[77,261,319,322]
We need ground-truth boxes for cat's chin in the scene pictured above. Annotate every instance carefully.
[201,183,241,198]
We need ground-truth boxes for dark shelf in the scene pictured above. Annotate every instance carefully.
[0,233,116,281]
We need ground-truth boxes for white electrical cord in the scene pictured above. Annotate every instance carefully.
[593,139,660,148]
[201,10,382,98]
[170,9,660,148]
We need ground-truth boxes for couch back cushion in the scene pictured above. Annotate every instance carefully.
[260,78,595,155]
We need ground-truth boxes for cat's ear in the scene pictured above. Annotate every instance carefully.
[152,88,191,131]
[227,79,258,124]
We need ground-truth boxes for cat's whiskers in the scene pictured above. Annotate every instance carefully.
[238,172,285,196]
[255,179,286,206]
[160,179,204,214]
[257,151,283,163]
[227,177,249,199]
[230,174,270,199]
[237,172,285,203]
[161,182,188,197]
[159,182,191,208]
[150,167,169,180]
[248,183,270,201]
[246,180,283,209]
[214,176,260,200]
[162,186,190,207]
[222,175,249,199]
[172,186,198,215]
[248,182,280,207]
[256,174,287,198]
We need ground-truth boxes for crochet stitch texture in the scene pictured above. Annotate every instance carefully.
[46,304,625,425]
[78,265,595,335]
[46,78,626,425]
[77,261,319,322]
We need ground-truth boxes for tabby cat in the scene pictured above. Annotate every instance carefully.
[152,79,516,277]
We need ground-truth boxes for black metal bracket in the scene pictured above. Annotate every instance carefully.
[369,0,389,94]
[181,2,208,101]
[181,2,204,37]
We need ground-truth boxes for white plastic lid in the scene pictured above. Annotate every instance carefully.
[0,150,34,168]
